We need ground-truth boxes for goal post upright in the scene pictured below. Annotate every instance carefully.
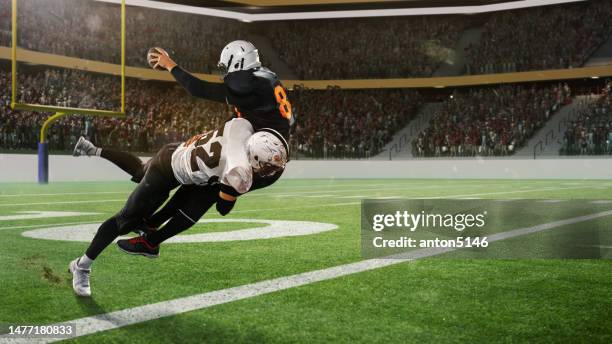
[10,0,127,184]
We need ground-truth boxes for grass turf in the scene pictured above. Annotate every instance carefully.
[0,179,611,343]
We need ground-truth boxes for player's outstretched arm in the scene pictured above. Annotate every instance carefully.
[147,47,226,103]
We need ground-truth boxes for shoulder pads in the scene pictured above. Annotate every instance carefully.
[253,67,278,83]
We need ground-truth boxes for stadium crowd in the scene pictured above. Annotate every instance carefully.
[465,0,612,74]
[291,86,421,158]
[0,67,421,158]
[561,82,612,155]
[0,0,248,73]
[2,0,611,79]
[412,84,572,157]
[264,16,466,79]
[0,68,229,153]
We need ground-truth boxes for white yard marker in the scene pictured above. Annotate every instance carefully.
[0,211,99,221]
[4,209,611,344]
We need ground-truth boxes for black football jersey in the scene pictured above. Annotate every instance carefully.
[171,66,291,140]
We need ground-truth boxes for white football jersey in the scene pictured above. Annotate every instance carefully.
[171,118,254,194]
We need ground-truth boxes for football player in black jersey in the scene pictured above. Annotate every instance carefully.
[148,40,292,140]
[67,41,293,297]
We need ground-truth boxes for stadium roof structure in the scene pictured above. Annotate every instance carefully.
[96,0,588,20]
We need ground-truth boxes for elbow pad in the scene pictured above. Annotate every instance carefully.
[216,197,235,216]
[221,166,252,195]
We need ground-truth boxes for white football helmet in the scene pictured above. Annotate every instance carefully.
[218,40,261,76]
[246,130,288,177]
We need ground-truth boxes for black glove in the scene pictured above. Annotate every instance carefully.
[216,197,235,216]
[207,176,220,187]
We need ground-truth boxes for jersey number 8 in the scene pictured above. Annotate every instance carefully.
[274,86,292,119]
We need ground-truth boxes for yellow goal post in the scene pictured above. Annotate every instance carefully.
[10,0,126,183]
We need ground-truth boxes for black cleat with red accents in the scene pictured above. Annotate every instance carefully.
[117,236,159,258]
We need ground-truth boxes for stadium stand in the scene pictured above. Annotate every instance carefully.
[411,83,572,157]
[291,86,422,158]
[465,0,612,74]
[0,67,421,158]
[1,0,248,73]
[2,0,612,160]
[560,81,612,155]
[0,68,228,152]
[2,0,612,79]
[263,16,468,79]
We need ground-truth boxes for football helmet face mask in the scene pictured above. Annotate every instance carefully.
[246,131,288,178]
[218,40,261,76]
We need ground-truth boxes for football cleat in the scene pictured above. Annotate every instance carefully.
[117,236,159,258]
[68,258,91,297]
[73,136,98,157]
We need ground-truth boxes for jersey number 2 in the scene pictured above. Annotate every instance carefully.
[274,86,292,119]
[189,132,222,172]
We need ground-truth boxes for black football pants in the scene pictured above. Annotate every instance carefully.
[85,145,179,259]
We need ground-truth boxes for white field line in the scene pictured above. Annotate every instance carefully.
[0,221,100,231]
[0,199,126,207]
[4,209,610,344]
[231,202,360,213]
[0,181,542,204]
[421,185,597,199]
[0,185,604,209]
[0,183,388,198]
[0,211,99,221]
[0,183,501,206]
[0,180,604,199]
[0,191,130,198]
[224,183,494,199]
[236,185,609,213]
[0,181,485,198]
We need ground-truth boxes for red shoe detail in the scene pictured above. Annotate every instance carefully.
[128,236,158,250]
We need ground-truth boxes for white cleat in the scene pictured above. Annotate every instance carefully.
[73,136,98,157]
[68,258,92,297]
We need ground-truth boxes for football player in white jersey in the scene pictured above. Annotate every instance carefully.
[68,119,288,297]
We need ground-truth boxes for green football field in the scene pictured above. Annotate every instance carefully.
[1,179,612,343]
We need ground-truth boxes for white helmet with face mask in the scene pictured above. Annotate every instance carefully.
[246,129,288,178]
[218,40,261,76]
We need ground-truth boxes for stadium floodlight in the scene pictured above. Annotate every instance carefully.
[10,0,127,184]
